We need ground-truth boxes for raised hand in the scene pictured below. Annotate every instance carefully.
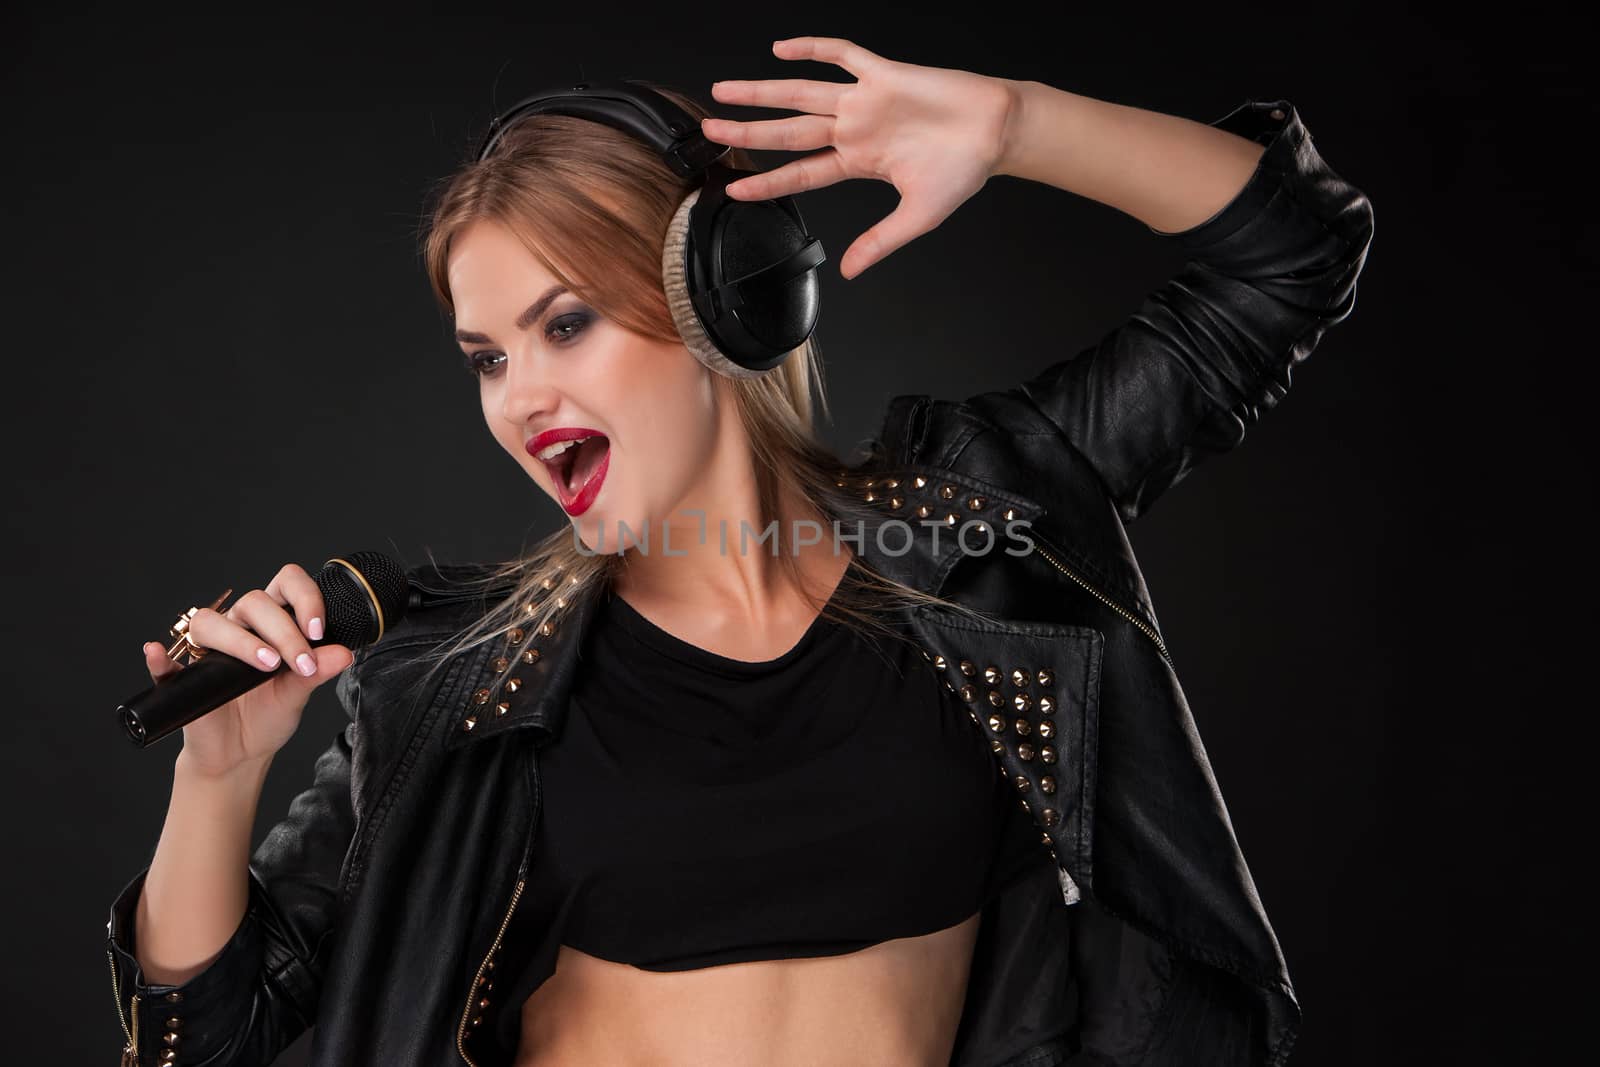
[141,563,355,778]
[701,36,1015,280]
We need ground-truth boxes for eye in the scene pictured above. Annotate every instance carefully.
[545,311,591,344]
[461,351,505,379]
[460,312,593,381]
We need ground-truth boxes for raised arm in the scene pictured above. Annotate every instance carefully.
[701,39,1374,523]
[973,85,1376,522]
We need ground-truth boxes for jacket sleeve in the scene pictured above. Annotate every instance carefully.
[104,664,364,1066]
[971,97,1375,524]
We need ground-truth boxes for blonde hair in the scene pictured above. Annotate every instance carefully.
[410,81,995,696]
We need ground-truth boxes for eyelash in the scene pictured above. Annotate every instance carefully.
[461,312,592,379]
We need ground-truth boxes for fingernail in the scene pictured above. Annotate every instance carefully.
[296,652,318,677]
[257,647,280,669]
[308,617,324,641]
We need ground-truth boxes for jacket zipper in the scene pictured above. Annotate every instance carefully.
[107,946,139,1065]
[1029,532,1173,669]
[456,751,542,1065]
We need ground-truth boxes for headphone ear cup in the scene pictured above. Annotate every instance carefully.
[662,187,771,379]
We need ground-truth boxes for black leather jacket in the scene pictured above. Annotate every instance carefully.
[106,97,1373,1067]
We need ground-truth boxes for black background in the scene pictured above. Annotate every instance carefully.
[3,4,1586,1064]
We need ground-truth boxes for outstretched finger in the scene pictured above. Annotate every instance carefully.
[702,114,834,154]
[723,148,849,201]
[771,36,882,78]
[839,201,939,280]
[710,77,848,116]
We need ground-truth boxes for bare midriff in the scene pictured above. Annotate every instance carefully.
[513,910,983,1066]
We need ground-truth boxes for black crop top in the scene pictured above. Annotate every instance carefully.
[493,584,1047,1043]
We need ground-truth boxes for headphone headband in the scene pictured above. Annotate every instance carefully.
[469,78,823,376]
[476,79,732,178]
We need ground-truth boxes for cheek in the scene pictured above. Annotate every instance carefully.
[621,355,719,476]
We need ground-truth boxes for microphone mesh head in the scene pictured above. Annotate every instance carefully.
[317,551,411,647]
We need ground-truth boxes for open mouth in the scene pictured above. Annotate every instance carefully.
[541,434,610,514]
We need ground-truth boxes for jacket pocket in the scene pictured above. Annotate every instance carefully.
[906,606,1104,900]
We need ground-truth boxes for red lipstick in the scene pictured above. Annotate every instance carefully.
[526,427,610,517]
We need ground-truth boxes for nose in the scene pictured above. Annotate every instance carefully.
[498,349,561,430]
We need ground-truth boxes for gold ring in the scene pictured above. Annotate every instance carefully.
[166,588,234,667]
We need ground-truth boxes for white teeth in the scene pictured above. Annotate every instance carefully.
[536,436,594,463]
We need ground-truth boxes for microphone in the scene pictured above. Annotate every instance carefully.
[117,551,412,749]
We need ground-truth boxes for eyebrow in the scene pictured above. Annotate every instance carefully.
[453,284,570,345]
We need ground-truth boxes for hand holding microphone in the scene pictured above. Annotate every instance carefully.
[118,551,411,771]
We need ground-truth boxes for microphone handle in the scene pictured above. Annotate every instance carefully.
[116,636,336,749]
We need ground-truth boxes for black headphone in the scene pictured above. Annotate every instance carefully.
[474,79,826,378]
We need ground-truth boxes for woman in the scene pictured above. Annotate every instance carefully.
[106,36,1373,1067]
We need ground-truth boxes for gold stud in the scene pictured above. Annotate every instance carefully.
[939,484,956,500]
[967,495,986,510]
[1037,668,1054,687]
[1019,796,1031,812]
[492,656,510,673]
[462,715,478,731]
[506,678,523,693]
[162,1032,180,1047]
[471,1014,484,1027]
[1037,719,1056,739]
[542,576,557,590]
[1040,830,1052,845]
[522,648,541,665]
[524,602,537,617]
[539,620,556,637]
[495,702,511,717]
[1013,693,1032,713]
[987,689,1004,707]
[915,504,933,519]
[1018,743,1035,761]
[864,491,878,503]
[943,678,955,691]
[835,479,847,487]
[472,688,491,706]
[1014,717,1032,736]
[507,627,525,644]
[1014,776,1031,792]
[1038,695,1055,714]
[1010,668,1029,688]
[164,992,183,1003]
[943,511,958,525]
[983,665,1001,685]
[1040,776,1057,794]
[1003,507,1018,521]
[165,1017,181,1030]
[958,659,975,677]
[991,739,1004,753]
[881,478,899,489]
[889,495,904,510]
[960,684,976,702]
[913,475,928,489]
[932,654,947,670]
[987,714,1006,733]
[555,595,567,610]
[1041,745,1057,764]
[1042,808,1060,828]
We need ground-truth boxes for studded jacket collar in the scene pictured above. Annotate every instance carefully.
[106,95,1373,1067]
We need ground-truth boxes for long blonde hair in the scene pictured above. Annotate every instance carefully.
[410,81,995,696]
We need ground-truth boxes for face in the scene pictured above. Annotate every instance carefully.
[447,217,725,551]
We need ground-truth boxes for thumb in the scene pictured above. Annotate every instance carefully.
[840,199,940,280]
[291,643,355,686]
